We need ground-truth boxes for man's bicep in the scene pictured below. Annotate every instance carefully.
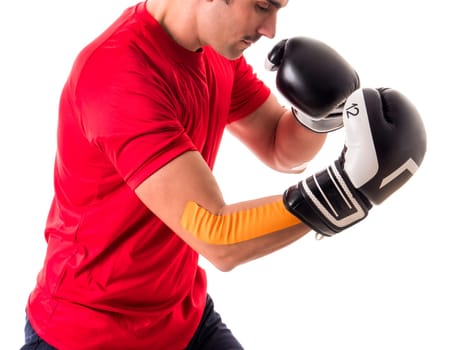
[134,151,225,238]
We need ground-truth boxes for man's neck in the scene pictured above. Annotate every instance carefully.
[146,0,202,52]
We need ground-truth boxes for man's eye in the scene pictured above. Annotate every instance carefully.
[256,3,271,12]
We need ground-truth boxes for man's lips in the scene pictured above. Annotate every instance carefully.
[241,39,253,47]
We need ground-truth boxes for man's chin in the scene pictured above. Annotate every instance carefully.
[218,45,248,60]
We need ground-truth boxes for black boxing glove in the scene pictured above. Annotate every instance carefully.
[283,88,427,237]
[265,37,360,133]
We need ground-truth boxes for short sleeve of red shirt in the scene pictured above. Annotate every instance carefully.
[74,50,197,190]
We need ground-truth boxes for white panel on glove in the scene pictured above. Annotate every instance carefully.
[342,89,378,189]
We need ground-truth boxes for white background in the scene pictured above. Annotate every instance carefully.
[1,1,465,349]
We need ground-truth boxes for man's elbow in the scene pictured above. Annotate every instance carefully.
[203,246,242,272]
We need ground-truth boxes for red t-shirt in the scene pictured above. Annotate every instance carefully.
[26,2,270,349]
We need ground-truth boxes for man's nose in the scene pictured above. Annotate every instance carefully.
[257,13,277,39]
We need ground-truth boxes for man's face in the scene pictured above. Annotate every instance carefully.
[198,0,288,59]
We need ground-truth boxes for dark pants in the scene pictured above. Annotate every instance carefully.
[186,294,244,350]
[20,317,57,350]
[20,295,243,350]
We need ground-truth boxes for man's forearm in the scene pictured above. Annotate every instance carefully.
[200,221,310,272]
[273,110,327,173]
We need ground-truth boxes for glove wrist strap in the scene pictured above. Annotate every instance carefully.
[283,160,372,236]
[292,105,344,133]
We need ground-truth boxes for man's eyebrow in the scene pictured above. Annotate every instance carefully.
[266,0,284,9]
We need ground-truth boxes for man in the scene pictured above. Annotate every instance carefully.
[21,0,426,349]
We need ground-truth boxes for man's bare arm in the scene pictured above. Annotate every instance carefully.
[228,94,327,173]
[135,150,310,272]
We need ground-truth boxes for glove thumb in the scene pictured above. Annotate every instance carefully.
[264,39,288,71]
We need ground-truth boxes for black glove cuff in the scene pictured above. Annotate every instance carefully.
[283,161,372,236]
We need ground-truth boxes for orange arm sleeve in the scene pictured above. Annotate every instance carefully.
[181,199,301,244]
